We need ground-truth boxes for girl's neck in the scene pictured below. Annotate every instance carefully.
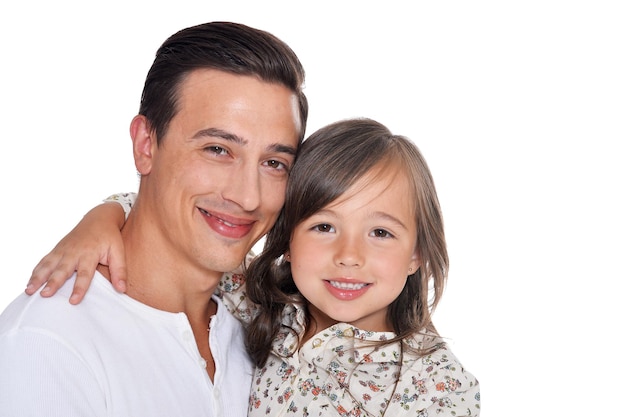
[302,304,337,343]
[301,319,323,343]
[303,303,394,341]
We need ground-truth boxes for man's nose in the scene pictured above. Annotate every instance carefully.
[222,163,261,212]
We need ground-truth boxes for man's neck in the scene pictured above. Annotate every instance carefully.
[96,228,222,381]
[107,207,223,317]
[109,197,226,382]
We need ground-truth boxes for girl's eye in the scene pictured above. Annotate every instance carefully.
[205,146,228,156]
[313,224,334,233]
[371,229,394,239]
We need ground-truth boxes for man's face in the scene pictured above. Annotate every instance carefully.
[136,69,301,276]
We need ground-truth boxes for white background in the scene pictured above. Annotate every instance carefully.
[1,1,624,415]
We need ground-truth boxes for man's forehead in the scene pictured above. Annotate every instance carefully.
[165,69,301,150]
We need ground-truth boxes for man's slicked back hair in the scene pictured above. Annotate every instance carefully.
[139,21,308,145]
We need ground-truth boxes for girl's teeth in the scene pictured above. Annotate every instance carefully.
[329,281,367,290]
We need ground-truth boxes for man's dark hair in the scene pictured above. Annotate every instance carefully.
[139,21,308,145]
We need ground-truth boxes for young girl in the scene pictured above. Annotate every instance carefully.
[28,118,480,416]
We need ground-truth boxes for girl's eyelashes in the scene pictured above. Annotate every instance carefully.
[308,223,395,239]
[312,223,335,233]
[371,228,395,239]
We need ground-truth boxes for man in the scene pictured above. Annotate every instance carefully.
[0,22,307,416]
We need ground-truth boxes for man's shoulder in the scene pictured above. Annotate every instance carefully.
[0,273,116,337]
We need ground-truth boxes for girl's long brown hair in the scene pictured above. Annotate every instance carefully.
[245,118,448,368]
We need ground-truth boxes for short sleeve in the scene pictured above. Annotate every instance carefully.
[103,192,137,220]
[0,329,105,416]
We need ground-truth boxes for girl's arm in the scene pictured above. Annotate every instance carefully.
[26,193,135,304]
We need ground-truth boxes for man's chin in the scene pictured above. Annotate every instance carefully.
[207,252,249,275]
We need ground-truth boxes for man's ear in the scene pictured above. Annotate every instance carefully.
[130,115,156,175]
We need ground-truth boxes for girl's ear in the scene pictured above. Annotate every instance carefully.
[284,251,291,262]
[408,251,420,275]
[130,115,156,175]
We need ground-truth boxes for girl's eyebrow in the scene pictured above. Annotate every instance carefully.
[370,211,409,230]
[192,127,297,156]
[311,209,409,230]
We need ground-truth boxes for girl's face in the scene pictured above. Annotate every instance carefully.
[287,169,420,333]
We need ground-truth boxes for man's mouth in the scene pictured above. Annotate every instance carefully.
[199,208,237,227]
[198,207,255,239]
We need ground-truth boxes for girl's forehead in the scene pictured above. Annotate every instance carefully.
[326,166,414,209]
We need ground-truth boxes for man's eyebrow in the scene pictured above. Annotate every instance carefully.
[192,128,246,145]
[192,127,297,156]
[270,143,298,157]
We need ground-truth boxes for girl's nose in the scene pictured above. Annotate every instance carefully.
[333,234,364,268]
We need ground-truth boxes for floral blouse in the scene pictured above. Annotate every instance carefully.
[219,271,480,417]
[105,193,480,416]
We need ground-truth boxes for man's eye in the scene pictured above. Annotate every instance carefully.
[265,159,288,171]
[205,146,228,155]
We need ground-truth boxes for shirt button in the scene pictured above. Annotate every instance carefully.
[199,358,207,368]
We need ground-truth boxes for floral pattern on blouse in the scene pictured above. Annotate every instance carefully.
[105,192,480,415]
[103,192,136,218]
[218,270,480,417]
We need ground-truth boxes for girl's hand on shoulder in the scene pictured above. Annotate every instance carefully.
[25,202,128,304]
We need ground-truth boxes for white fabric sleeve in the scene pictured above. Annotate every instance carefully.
[103,192,137,221]
[0,330,105,416]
